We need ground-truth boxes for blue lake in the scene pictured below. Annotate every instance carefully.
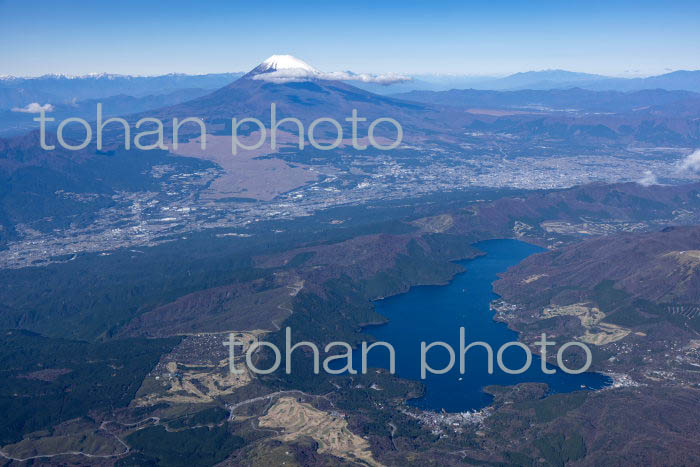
[359,238,611,413]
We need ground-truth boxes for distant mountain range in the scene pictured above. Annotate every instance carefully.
[3,69,700,111]
[1,66,699,138]
[0,73,245,137]
[355,69,700,94]
[391,87,700,114]
[0,72,244,110]
[2,56,699,148]
[476,69,700,93]
[0,88,215,137]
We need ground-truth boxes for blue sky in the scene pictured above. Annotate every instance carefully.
[1,0,699,77]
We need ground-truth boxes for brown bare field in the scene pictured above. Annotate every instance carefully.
[169,133,318,201]
[522,274,547,284]
[542,303,632,345]
[259,397,383,466]
[411,214,454,233]
[169,131,405,201]
[16,368,73,382]
[133,331,262,406]
[664,250,700,267]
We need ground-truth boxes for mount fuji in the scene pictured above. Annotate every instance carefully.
[246,55,408,85]
[246,54,320,83]
[150,55,464,134]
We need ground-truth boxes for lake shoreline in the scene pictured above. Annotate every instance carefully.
[356,238,611,413]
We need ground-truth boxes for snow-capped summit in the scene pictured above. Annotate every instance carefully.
[246,55,320,84]
[255,55,318,73]
[244,54,410,85]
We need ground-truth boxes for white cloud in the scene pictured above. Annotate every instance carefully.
[253,69,410,85]
[637,170,658,186]
[320,71,411,85]
[253,68,317,84]
[11,102,54,113]
[678,149,700,174]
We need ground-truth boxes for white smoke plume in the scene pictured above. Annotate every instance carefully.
[637,170,659,186]
[678,149,700,174]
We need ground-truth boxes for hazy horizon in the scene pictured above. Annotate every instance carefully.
[2,66,698,81]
